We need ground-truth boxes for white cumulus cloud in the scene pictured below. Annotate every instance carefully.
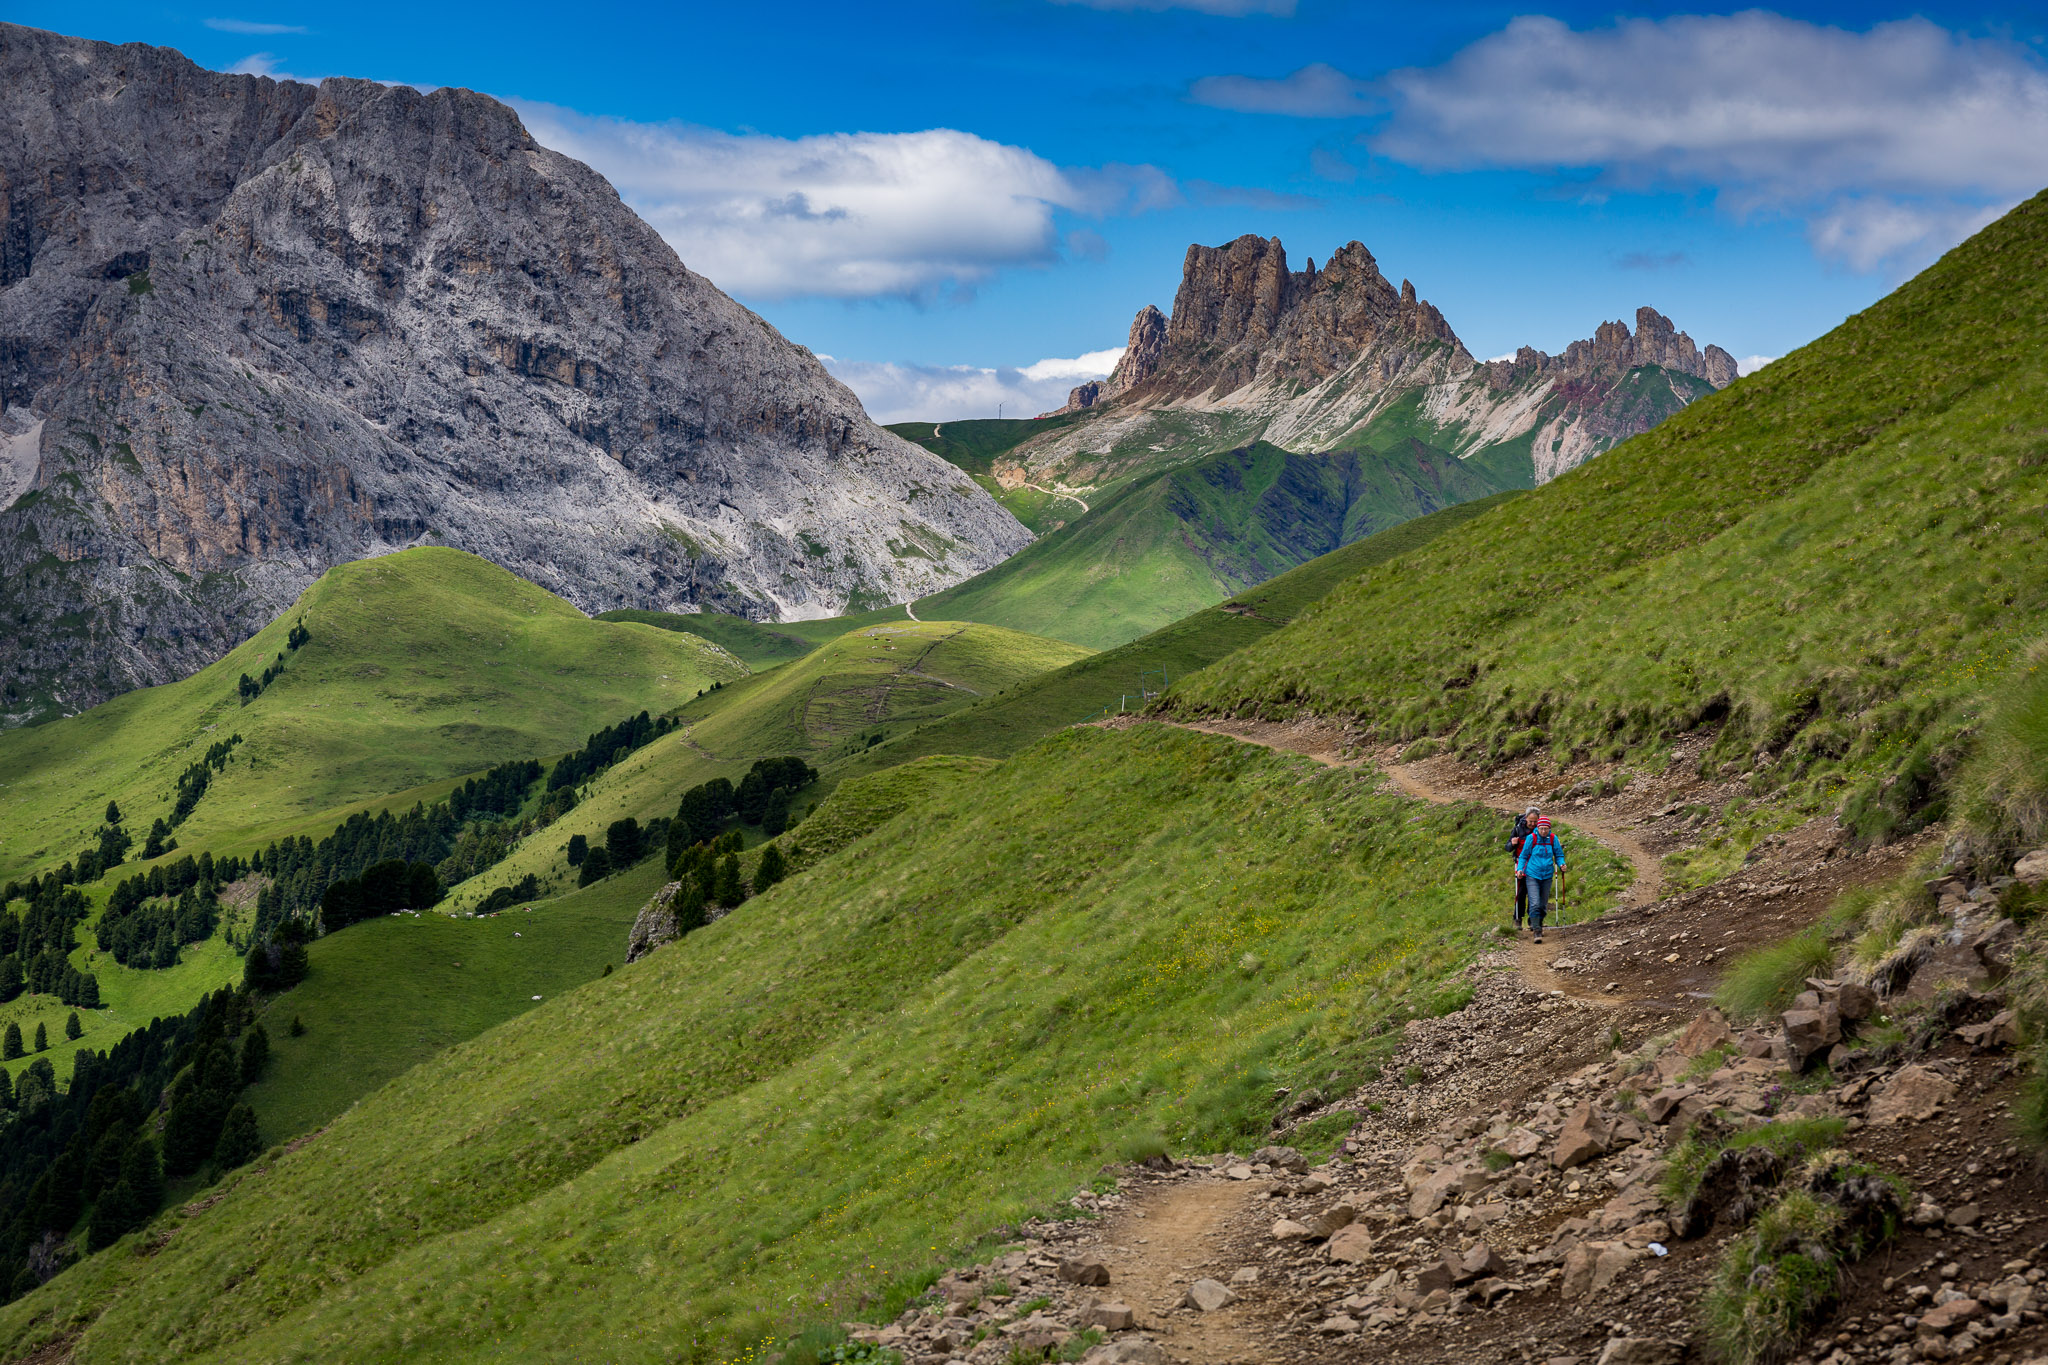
[514,103,1166,302]
[822,350,1123,425]
[1192,13,2048,272]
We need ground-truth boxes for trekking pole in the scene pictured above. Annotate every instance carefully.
[1557,863,1567,927]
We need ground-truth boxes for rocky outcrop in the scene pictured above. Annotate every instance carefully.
[0,24,1029,722]
[1014,234,1740,497]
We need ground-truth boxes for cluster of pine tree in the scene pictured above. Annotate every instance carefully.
[97,851,249,969]
[0,986,269,1304]
[0,877,100,1008]
[473,873,542,915]
[544,711,677,792]
[236,618,309,704]
[63,801,132,885]
[569,813,673,886]
[318,858,443,929]
[168,733,244,829]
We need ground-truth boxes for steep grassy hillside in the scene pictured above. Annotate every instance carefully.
[0,549,746,885]
[1174,192,2048,843]
[917,442,1506,650]
[843,492,1523,774]
[436,620,1090,912]
[0,724,1627,1363]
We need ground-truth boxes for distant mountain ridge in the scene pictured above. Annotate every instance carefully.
[1033,233,1736,491]
[0,23,1028,725]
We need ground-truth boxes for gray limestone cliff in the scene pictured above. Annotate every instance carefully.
[0,24,1029,723]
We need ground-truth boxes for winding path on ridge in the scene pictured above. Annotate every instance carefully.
[1147,717,1667,1007]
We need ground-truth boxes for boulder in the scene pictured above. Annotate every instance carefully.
[1497,1127,1545,1159]
[2013,849,2048,883]
[1551,1102,1615,1170]
[1079,1303,1136,1332]
[1184,1279,1235,1311]
[1456,1244,1510,1283]
[1643,1087,1696,1125]
[1408,1165,1468,1218]
[1900,940,1991,1003]
[1596,1338,1683,1365]
[1312,1315,1359,1335]
[1673,1009,1734,1058]
[1269,1219,1316,1242]
[1956,1010,2021,1051]
[1971,918,2021,978]
[1917,1298,1984,1336]
[1325,1224,1375,1264]
[1561,1242,1642,1300]
[1832,980,1878,1022]
[1780,1006,1841,1070]
[1415,1255,1458,1294]
[1868,1065,1957,1125]
[1308,1202,1357,1238]
[1057,1256,1111,1287]
[1250,1145,1308,1173]
[1596,1183,1666,1232]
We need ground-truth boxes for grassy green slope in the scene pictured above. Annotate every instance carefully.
[887,417,1095,532]
[840,491,1524,771]
[0,549,746,885]
[0,724,1628,1364]
[435,620,1090,913]
[594,609,817,671]
[1175,193,2048,838]
[916,442,1504,650]
[241,859,661,1141]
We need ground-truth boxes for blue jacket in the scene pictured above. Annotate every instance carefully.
[1517,830,1565,879]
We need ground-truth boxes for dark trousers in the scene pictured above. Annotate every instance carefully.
[1514,873,1528,922]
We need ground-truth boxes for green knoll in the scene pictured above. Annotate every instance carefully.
[1172,192,2048,842]
[434,619,1090,912]
[0,548,745,885]
[0,723,1627,1364]
[916,441,1506,650]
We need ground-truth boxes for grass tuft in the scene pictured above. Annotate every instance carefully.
[1715,928,1838,1023]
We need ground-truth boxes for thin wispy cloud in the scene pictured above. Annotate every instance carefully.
[513,102,1173,302]
[1190,13,2048,273]
[821,349,1123,425]
[205,18,308,35]
[1191,63,1370,116]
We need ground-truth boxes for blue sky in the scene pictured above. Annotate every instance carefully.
[19,1,2048,419]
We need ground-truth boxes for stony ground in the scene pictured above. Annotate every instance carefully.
[849,720,2048,1365]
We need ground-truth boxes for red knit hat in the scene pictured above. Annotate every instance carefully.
[1535,816,1551,832]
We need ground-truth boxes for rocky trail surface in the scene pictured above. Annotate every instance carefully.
[851,720,2048,1365]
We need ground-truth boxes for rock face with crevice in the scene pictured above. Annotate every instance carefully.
[0,23,1028,723]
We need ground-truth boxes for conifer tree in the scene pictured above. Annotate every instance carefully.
[214,1104,261,1169]
[105,799,123,825]
[240,1023,270,1083]
[577,846,613,887]
[566,833,588,868]
[2,1020,21,1060]
[762,787,791,837]
[33,1021,47,1052]
[675,881,707,934]
[713,853,745,907]
[65,1011,82,1041]
[0,1067,12,1112]
[754,843,787,893]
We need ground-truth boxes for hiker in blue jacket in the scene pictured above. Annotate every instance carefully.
[1515,814,1565,943]
[1506,804,1538,928]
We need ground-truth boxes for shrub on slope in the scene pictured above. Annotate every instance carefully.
[0,724,1626,1363]
[1171,192,2048,842]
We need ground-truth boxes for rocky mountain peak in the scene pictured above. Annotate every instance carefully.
[1481,306,1738,392]
[0,22,1029,722]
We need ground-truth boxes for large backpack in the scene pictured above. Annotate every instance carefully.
[1505,815,1531,857]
